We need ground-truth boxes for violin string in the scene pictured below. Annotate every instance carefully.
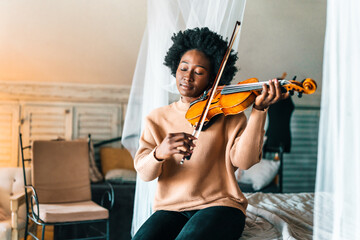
[221,80,288,95]
[221,82,265,94]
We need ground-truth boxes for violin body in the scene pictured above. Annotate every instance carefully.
[185,78,259,126]
[185,77,317,127]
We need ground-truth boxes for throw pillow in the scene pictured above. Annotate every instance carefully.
[100,147,134,176]
[105,169,136,183]
[238,159,280,191]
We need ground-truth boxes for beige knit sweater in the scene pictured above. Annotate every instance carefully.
[134,99,267,215]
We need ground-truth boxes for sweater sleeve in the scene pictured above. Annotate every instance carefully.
[230,107,267,170]
[134,116,164,182]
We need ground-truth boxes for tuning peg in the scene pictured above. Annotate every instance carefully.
[292,76,297,80]
[289,90,294,96]
[297,92,303,98]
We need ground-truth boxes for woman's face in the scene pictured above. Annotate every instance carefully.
[176,49,212,103]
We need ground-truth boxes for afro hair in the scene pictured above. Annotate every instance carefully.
[164,27,238,86]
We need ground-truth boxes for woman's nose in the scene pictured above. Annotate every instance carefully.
[183,71,193,81]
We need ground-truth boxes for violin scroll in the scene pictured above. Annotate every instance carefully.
[283,78,317,96]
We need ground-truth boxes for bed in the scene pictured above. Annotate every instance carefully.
[242,192,314,240]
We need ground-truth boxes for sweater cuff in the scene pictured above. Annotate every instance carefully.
[252,105,269,113]
[149,148,165,164]
[153,147,164,162]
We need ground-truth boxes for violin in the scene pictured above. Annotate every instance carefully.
[185,77,317,127]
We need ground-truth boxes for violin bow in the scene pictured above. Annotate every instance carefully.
[180,21,241,164]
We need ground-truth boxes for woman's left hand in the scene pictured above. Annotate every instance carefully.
[253,78,289,111]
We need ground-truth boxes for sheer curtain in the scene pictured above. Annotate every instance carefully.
[121,0,247,236]
[314,0,360,239]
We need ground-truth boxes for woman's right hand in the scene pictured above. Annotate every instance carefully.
[154,132,197,160]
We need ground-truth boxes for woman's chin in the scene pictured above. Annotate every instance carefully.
[178,88,192,96]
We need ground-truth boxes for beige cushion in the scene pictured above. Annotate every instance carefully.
[0,168,31,220]
[0,168,30,240]
[32,140,91,204]
[0,218,26,239]
[37,201,108,223]
[100,147,134,176]
[0,220,11,240]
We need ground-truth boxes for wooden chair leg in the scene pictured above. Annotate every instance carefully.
[11,229,18,240]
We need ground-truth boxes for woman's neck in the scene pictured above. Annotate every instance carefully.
[180,96,198,103]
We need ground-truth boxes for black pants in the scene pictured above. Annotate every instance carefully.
[132,206,246,240]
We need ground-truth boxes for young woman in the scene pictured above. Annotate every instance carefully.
[132,27,288,240]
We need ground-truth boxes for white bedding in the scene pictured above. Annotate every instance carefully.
[241,192,314,240]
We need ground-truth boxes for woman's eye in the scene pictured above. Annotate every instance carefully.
[195,72,203,75]
[180,68,187,71]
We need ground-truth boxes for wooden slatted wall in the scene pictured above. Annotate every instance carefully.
[73,106,119,141]
[283,107,320,193]
[22,105,73,142]
[0,104,19,167]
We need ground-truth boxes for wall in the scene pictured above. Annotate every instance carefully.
[0,0,147,85]
[1,0,326,90]
[237,0,326,95]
